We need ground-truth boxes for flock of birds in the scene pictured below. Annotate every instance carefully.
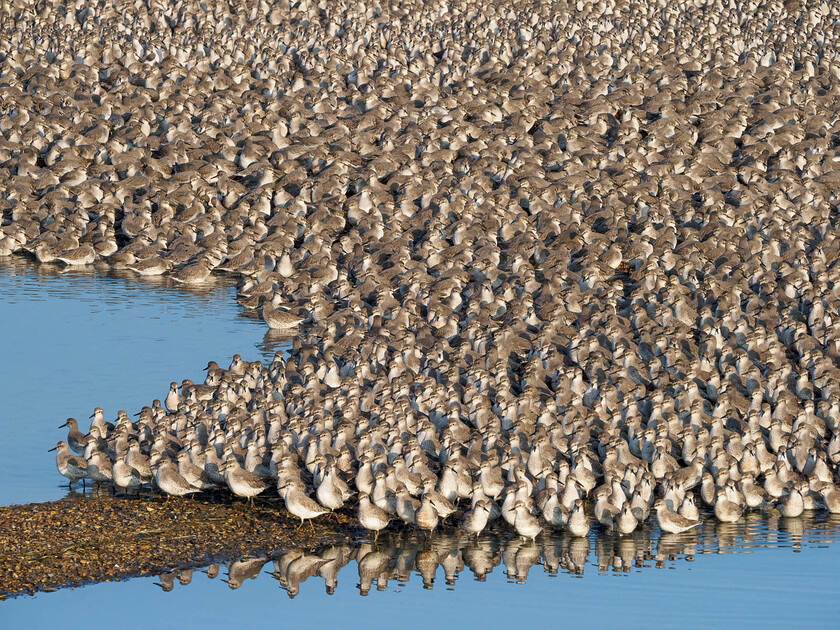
[4,1,840,539]
[50,331,840,542]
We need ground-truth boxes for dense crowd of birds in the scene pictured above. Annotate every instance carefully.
[3,0,840,538]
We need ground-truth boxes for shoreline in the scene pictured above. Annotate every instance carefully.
[0,493,362,599]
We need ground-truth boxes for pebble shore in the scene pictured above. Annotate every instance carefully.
[0,494,361,598]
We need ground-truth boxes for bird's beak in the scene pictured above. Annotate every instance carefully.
[48,447,57,452]
[58,422,67,428]
[133,412,141,416]
[89,412,95,418]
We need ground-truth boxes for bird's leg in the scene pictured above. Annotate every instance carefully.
[309,519,315,533]
[374,530,379,543]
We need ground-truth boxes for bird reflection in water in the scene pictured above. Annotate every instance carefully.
[154,513,840,597]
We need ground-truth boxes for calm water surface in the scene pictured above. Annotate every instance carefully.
[1,256,838,628]
[3,516,839,628]
[0,257,290,507]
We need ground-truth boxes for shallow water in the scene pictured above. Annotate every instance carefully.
[0,256,291,507]
[1,257,838,627]
[3,514,840,627]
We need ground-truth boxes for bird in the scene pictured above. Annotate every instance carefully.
[614,503,638,535]
[170,257,214,284]
[176,451,216,491]
[262,298,304,330]
[678,494,700,521]
[566,499,591,537]
[221,460,267,506]
[542,492,568,529]
[653,499,700,533]
[88,407,114,435]
[164,382,181,412]
[112,456,144,495]
[315,465,348,512]
[512,500,542,540]
[48,441,88,488]
[58,418,88,455]
[279,481,329,529]
[713,491,744,523]
[125,441,152,483]
[818,484,840,514]
[422,482,457,523]
[462,500,492,537]
[415,494,439,535]
[153,460,200,499]
[87,451,113,486]
[357,493,391,542]
[780,484,805,518]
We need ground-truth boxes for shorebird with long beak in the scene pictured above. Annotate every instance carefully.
[279,481,329,530]
[48,441,88,488]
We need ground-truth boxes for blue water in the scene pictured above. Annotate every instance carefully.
[1,256,838,627]
[0,257,290,507]
[3,522,839,628]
